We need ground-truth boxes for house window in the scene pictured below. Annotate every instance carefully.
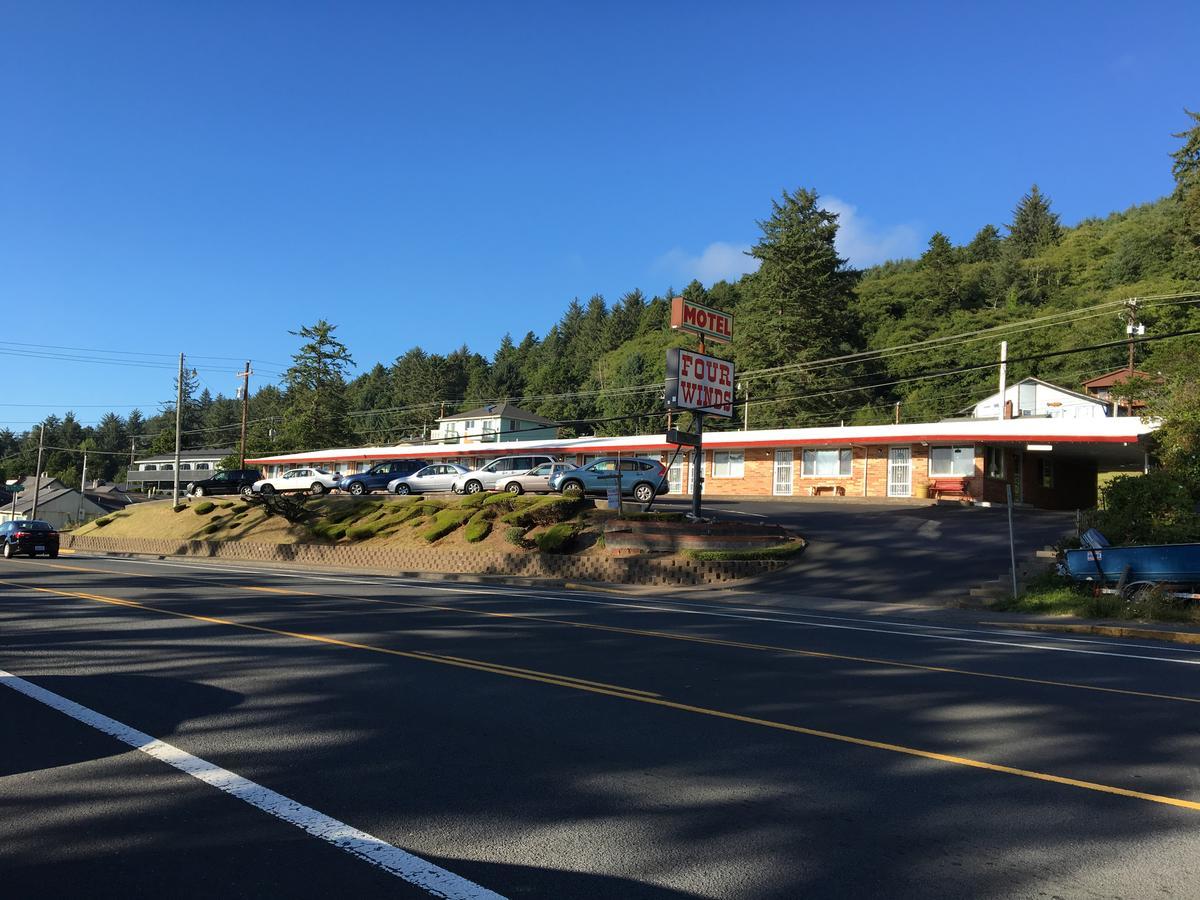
[142,464,157,471]
[1040,459,1055,489]
[985,447,1005,479]
[929,446,974,477]
[712,451,745,478]
[195,463,210,470]
[180,463,192,470]
[802,448,852,477]
[1018,383,1036,416]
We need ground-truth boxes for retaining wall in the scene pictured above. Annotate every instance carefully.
[62,534,789,586]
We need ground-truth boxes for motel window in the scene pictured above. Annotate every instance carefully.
[180,463,191,470]
[712,451,745,478]
[195,463,210,470]
[985,447,1005,479]
[929,446,974,477]
[802,448,852,478]
[161,464,173,471]
[142,464,157,471]
[1040,459,1055,489]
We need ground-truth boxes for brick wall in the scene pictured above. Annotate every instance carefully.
[61,534,788,586]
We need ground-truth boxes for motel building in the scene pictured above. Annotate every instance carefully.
[247,380,1156,511]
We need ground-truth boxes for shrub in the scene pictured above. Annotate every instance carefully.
[202,521,222,534]
[93,516,113,528]
[533,523,578,553]
[193,501,216,515]
[504,526,533,549]
[682,541,806,562]
[1092,471,1200,544]
[483,493,518,509]
[464,511,492,543]
[422,508,475,542]
[460,492,488,509]
[172,504,186,513]
[502,495,585,528]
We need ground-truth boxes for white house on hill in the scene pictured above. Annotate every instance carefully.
[429,402,559,444]
[966,377,1108,420]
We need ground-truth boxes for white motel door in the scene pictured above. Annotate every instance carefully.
[773,449,794,496]
[887,447,912,497]
[669,453,702,497]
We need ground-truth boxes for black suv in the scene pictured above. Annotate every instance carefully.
[340,459,430,495]
[1,519,59,558]
[187,469,263,498]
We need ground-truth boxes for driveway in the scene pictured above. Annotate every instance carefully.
[657,497,1076,603]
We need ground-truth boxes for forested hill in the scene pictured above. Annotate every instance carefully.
[4,113,1198,486]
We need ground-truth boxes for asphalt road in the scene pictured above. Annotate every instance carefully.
[655,497,1076,602]
[4,553,1200,898]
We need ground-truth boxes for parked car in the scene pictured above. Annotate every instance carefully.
[187,468,263,499]
[1,519,60,558]
[388,463,469,495]
[252,467,342,496]
[452,455,560,495]
[497,462,574,495]
[549,457,669,503]
[341,459,430,496]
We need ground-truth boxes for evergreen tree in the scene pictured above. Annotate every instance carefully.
[919,232,961,313]
[1170,108,1200,277]
[281,320,355,451]
[965,224,1002,262]
[735,187,864,424]
[1007,184,1062,258]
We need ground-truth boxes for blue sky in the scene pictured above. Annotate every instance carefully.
[3,1,1197,429]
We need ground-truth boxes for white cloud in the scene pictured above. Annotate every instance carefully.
[654,241,760,286]
[820,196,921,268]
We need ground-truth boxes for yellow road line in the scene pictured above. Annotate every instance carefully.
[14,579,1200,812]
[26,560,1200,706]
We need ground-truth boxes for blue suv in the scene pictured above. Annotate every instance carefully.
[549,457,669,503]
[340,459,430,496]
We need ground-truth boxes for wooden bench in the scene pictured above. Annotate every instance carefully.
[929,478,968,499]
[809,484,846,497]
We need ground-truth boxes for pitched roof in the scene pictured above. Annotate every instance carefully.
[437,402,557,427]
[1080,368,1157,389]
[133,447,234,464]
[958,376,1103,414]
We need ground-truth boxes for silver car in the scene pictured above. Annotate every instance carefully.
[452,455,560,495]
[496,462,574,495]
[387,463,469,495]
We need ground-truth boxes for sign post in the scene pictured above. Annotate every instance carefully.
[5,479,22,523]
[665,298,734,520]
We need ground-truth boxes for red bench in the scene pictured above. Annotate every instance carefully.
[929,478,968,499]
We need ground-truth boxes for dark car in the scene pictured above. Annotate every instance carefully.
[188,469,263,499]
[340,459,430,496]
[1,519,60,558]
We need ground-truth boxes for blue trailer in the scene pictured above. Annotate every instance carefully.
[1063,530,1200,599]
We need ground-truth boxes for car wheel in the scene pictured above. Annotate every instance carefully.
[310,482,326,496]
[261,483,276,495]
[191,485,204,498]
[240,485,254,499]
[48,549,59,558]
[2,542,12,559]
[348,481,365,496]
[561,480,584,496]
[464,480,482,495]
[633,482,654,503]
[506,481,523,495]
[396,483,411,495]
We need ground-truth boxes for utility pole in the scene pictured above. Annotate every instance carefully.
[739,381,750,431]
[173,352,184,505]
[31,424,46,520]
[1123,298,1143,373]
[997,340,1008,421]
[894,401,901,425]
[238,360,252,469]
[78,450,88,524]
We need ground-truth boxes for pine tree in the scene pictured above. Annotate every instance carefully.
[1170,108,1200,277]
[964,224,1002,262]
[919,232,961,313]
[734,188,864,425]
[281,320,355,451]
[1007,184,1062,258]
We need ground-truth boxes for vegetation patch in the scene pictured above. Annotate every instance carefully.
[463,511,493,543]
[172,504,186,513]
[504,526,533,550]
[93,516,113,528]
[533,523,578,553]
[682,541,806,562]
[501,495,586,528]
[994,570,1199,623]
[202,521,223,535]
[421,507,475,543]
[193,501,216,515]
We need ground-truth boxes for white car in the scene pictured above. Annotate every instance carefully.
[451,455,560,495]
[387,463,469,495]
[252,467,342,496]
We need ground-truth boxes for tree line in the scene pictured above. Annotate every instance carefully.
[4,111,1198,490]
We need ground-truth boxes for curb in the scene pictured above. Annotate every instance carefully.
[979,620,1200,646]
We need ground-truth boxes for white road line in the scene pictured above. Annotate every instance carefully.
[0,669,505,900]
[50,554,1200,664]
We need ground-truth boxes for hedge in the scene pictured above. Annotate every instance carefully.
[682,541,806,562]
[193,501,216,515]
[533,523,578,553]
[422,507,475,543]
[501,495,585,528]
[463,511,493,543]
